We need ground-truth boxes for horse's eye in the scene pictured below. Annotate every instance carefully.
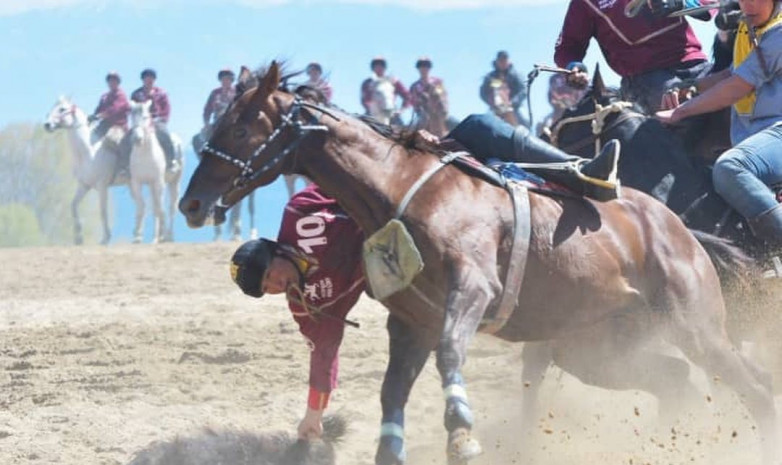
[59,108,66,113]
[233,127,247,139]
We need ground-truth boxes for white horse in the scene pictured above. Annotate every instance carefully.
[366,77,398,125]
[127,100,183,243]
[44,97,122,245]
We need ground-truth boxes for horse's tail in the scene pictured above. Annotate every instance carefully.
[321,414,348,444]
[691,229,758,290]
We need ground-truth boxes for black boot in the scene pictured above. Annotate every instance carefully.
[575,139,621,201]
[749,203,782,247]
[524,139,621,202]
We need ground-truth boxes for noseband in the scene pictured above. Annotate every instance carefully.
[200,97,330,208]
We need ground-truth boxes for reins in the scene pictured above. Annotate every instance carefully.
[202,96,330,210]
[546,101,645,155]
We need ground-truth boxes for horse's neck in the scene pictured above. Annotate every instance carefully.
[300,119,418,233]
[132,124,164,161]
[66,110,95,166]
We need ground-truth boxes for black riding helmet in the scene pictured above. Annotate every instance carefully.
[230,239,278,298]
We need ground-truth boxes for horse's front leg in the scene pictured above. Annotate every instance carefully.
[436,269,497,464]
[375,315,430,465]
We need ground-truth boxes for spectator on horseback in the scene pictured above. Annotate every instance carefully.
[656,0,782,246]
[480,50,528,127]
[229,185,364,441]
[89,71,130,151]
[416,112,622,201]
[203,68,237,129]
[537,68,588,136]
[361,56,411,125]
[304,62,333,103]
[409,56,449,122]
[555,0,713,112]
[131,68,180,171]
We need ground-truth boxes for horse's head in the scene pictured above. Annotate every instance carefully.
[545,66,642,158]
[44,97,81,132]
[179,61,317,228]
[129,100,153,142]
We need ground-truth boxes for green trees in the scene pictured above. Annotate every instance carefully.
[0,123,95,247]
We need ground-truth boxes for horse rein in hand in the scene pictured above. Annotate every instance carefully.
[201,97,332,210]
[546,101,645,156]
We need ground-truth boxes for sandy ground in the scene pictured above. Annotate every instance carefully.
[0,242,779,465]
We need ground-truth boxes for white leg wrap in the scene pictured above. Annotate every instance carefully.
[380,422,405,439]
[444,384,469,402]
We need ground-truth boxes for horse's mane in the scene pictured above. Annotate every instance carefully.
[221,61,436,155]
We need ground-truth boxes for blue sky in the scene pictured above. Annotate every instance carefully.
[0,0,718,243]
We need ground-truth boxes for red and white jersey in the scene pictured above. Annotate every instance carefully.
[277,185,365,394]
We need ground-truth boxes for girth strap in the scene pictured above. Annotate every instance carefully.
[395,151,464,219]
[480,182,531,334]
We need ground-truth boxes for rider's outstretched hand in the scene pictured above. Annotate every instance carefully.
[297,407,324,440]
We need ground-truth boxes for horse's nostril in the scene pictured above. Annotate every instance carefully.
[185,199,201,214]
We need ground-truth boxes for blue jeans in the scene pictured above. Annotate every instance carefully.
[712,124,782,219]
[621,60,712,112]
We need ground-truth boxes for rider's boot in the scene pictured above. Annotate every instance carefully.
[525,139,621,202]
[155,125,180,173]
[749,203,782,248]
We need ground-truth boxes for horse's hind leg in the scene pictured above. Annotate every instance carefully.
[672,320,779,464]
[552,317,702,423]
[519,342,553,442]
[375,315,430,465]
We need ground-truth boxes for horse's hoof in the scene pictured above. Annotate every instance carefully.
[133,236,143,244]
[75,236,84,246]
[447,428,482,463]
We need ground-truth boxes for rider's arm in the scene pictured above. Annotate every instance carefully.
[554,0,594,69]
[157,92,171,123]
[203,90,216,126]
[394,79,412,109]
[672,74,753,120]
[360,79,373,112]
[479,75,492,106]
[694,68,732,92]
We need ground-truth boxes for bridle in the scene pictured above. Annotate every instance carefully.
[546,100,645,156]
[200,96,330,209]
[47,103,80,130]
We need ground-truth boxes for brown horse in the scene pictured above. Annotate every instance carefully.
[179,63,779,465]
[412,80,449,137]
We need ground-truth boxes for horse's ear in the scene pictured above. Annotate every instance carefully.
[592,64,606,100]
[260,61,281,96]
[238,66,252,87]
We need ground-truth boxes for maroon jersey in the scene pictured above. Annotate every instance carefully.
[554,0,707,77]
[94,88,130,129]
[409,76,449,116]
[305,78,333,103]
[277,185,365,401]
[131,86,171,122]
[203,86,236,125]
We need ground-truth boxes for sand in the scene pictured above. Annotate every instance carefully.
[0,242,778,464]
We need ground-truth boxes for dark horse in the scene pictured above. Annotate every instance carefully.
[544,70,781,262]
[179,63,778,465]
